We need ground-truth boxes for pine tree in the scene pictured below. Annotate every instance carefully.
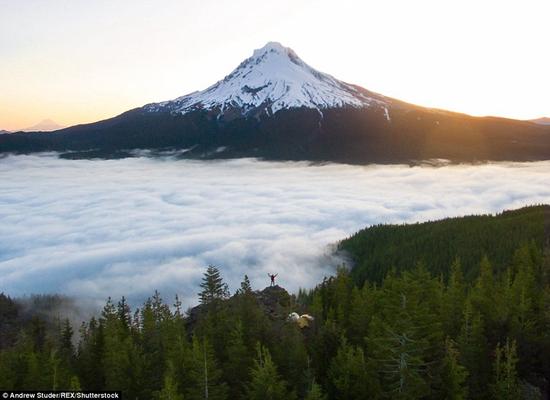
[348,284,374,345]
[442,258,466,338]
[471,256,498,324]
[310,318,343,388]
[246,344,294,400]
[457,301,490,399]
[141,297,164,397]
[366,267,443,400]
[60,319,74,355]
[186,336,227,400]
[328,338,379,400]
[304,381,327,400]
[332,267,353,330]
[76,317,105,390]
[440,338,468,400]
[222,320,252,398]
[491,338,520,400]
[173,295,183,319]
[272,323,308,394]
[102,297,143,398]
[199,265,229,305]
[69,375,81,391]
[238,275,253,295]
[232,277,267,351]
[157,362,184,400]
[117,296,131,332]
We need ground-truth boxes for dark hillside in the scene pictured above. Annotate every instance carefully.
[340,205,549,284]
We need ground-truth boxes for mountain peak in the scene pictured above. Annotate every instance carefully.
[22,119,64,132]
[250,41,301,62]
[146,42,388,116]
[253,41,288,55]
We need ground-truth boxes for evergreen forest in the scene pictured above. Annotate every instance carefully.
[0,205,548,399]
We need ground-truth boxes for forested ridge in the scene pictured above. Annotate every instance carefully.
[0,205,549,399]
[340,205,549,284]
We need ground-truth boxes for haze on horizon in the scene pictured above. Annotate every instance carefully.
[1,0,549,131]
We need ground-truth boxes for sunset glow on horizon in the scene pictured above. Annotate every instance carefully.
[1,0,549,131]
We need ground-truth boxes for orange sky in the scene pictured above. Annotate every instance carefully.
[1,0,549,131]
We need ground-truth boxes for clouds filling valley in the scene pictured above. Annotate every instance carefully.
[1,154,549,309]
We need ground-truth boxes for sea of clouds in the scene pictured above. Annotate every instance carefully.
[1,154,549,309]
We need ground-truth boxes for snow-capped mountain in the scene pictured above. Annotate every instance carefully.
[22,119,64,132]
[145,42,388,117]
[2,41,549,163]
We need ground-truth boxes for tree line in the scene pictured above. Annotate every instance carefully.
[0,206,549,399]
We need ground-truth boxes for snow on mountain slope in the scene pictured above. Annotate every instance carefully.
[22,119,64,132]
[145,42,388,116]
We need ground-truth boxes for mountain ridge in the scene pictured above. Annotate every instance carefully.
[1,42,549,164]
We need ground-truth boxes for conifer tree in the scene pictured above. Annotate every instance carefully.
[310,318,343,388]
[101,297,143,397]
[272,323,308,394]
[238,274,253,295]
[141,297,164,396]
[457,301,490,399]
[117,296,131,332]
[440,338,468,400]
[199,265,229,305]
[348,284,374,345]
[304,381,327,400]
[223,320,252,398]
[186,336,227,400]
[60,319,74,355]
[69,375,81,391]
[442,258,466,338]
[366,267,443,399]
[491,338,520,400]
[471,256,497,323]
[157,361,184,400]
[328,338,379,400]
[246,344,294,400]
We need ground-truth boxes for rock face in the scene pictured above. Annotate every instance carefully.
[254,285,291,320]
[185,285,293,332]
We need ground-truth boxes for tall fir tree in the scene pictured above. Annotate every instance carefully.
[157,361,184,400]
[246,344,294,400]
[491,338,520,400]
[457,301,490,399]
[199,265,229,305]
[185,336,227,400]
[439,338,468,400]
[328,338,380,400]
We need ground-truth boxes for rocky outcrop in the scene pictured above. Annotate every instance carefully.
[185,285,293,333]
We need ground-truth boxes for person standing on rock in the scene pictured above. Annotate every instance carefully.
[268,273,278,286]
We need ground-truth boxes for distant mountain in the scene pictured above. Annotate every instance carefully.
[531,117,550,126]
[21,119,65,132]
[0,130,11,134]
[1,42,549,163]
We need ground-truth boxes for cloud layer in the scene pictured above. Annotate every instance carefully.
[1,155,549,308]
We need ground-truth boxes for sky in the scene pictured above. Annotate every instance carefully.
[1,155,550,308]
[0,0,549,131]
